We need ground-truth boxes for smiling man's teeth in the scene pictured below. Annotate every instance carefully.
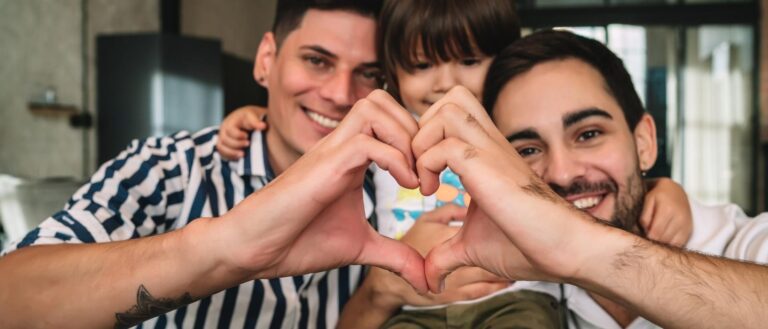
[306,111,340,129]
[573,196,601,209]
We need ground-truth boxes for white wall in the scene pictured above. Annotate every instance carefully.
[182,0,276,60]
[0,0,84,179]
[0,0,158,180]
[0,0,278,180]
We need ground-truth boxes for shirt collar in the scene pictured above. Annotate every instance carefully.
[234,130,275,180]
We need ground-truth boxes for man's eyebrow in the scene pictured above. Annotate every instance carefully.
[506,129,542,143]
[301,45,338,59]
[358,62,382,69]
[301,45,380,68]
[563,108,613,128]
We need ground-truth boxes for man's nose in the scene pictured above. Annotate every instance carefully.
[541,147,587,190]
[319,70,354,108]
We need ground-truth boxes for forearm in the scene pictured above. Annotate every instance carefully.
[0,218,247,329]
[573,228,768,328]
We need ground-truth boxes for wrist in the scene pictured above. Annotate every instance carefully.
[179,218,253,287]
[567,223,648,289]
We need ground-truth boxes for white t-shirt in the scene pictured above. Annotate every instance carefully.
[373,165,469,240]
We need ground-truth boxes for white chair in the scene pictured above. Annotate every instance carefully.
[0,175,82,249]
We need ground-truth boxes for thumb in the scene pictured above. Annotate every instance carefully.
[639,194,656,235]
[358,232,427,294]
[244,110,268,130]
[424,236,469,294]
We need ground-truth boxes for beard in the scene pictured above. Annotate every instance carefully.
[549,168,646,235]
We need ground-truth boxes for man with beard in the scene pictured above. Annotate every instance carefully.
[415,30,768,328]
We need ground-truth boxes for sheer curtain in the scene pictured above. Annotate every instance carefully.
[674,26,754,209]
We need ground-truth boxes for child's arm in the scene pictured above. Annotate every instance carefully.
[216,105,268,160]
[640,177,693,247]
[337,205,508,329]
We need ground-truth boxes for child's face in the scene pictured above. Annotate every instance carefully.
[396,51,493,116]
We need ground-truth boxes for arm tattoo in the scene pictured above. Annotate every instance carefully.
[114,284,195,329]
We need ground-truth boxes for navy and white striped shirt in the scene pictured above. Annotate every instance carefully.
[2,127,376,328]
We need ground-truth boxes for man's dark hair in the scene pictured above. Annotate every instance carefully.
[482,30,646,130]
[272,0,383,46]
[379,0,520,96]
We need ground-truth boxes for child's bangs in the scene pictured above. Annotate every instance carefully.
[398,19,481,72]
[379,0,521,91]
[390,1,481,71]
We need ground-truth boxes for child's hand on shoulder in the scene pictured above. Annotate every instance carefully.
[640,177,692,247]
[217,105,268,160]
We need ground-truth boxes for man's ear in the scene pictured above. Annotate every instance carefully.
[254,32,277,88]
[634,113,658,172]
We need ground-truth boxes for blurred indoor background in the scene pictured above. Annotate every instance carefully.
[0,0,766,246]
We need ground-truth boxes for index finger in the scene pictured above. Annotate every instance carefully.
[333,97,417,170]
[420,86,498,138]
[366,89,419,136]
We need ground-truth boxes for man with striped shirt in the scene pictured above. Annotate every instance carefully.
[0,1,426,328]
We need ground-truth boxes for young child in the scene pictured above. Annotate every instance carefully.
[372,0,521,241]
[216,0,693,327]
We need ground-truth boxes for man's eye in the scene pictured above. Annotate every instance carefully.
[356,69,385,88]
[577,130,601,142]
[360,70,382,81]
[518,147,540,157]
[304,55,328,68]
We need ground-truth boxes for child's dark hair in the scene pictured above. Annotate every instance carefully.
[378,0,521,95]
[482,30,646,130]
[272,0,383,46]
